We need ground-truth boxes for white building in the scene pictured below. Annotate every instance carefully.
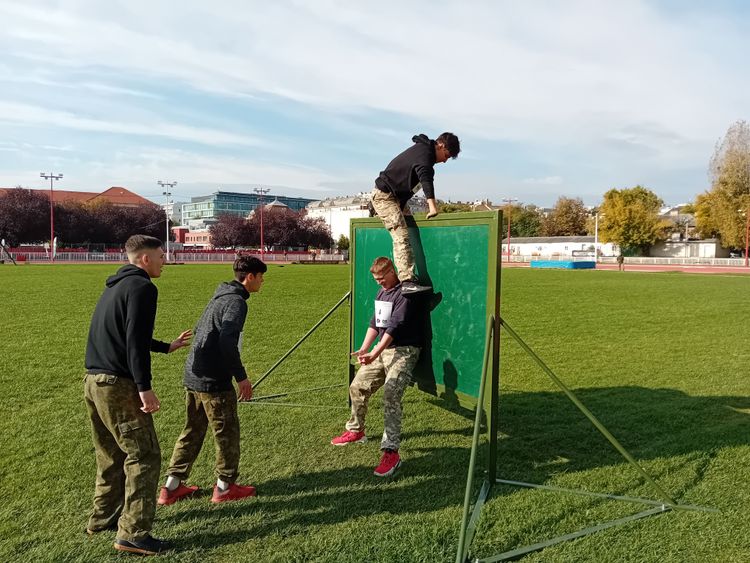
[502,236,618,258]
[162,200,185,223]
[307,193,430,241]
[649,239,728,258]
[306,196,371,241]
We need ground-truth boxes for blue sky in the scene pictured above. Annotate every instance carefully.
[1,1,748,207]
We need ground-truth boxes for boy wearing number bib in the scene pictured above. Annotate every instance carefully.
[331,257,424,477]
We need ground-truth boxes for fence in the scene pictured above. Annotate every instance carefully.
[4,252,346,264]
[504,255,748,267]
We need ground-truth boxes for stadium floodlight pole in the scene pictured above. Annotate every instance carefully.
[254,187,270,259]
[157,180,177,262]
[501,197,518,262]
[40,172,63,262]
[745,210,749,268]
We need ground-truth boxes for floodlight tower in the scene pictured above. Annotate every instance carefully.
[40,172,63,262]
[158,180,177,262]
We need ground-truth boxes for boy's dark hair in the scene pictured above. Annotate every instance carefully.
[125,234,162,256]
[437,132,460,159]
[233,256,267,281]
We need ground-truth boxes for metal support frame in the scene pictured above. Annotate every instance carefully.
[236,292,351,412]
[253,292,350,390]
[455,316,716,563]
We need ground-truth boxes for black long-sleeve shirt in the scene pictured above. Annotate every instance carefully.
[374,134,437,209]
[85,265,170,392]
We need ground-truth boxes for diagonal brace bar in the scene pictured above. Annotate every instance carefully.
[495,479,718,513]
[478,506,669,562]
[254,291,350,389]
[498,316,677,506]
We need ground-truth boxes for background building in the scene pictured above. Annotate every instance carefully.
[306,193,428,241]
[0,186,152,207]
[181,190,314,228]
[306,195,371,241]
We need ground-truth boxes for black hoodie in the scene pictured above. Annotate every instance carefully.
[85,265,170,392]
[183,280,250,392]
[374,134,437,208]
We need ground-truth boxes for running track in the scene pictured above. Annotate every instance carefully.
[502,262,750,275]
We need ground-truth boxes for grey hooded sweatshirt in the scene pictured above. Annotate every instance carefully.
[183,280,250,392]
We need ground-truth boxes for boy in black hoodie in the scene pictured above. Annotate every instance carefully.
[84,234,192,556]
[371,132,461,294]
[158,256,266,505]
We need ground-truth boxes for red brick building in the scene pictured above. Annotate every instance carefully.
[0,186,154,207]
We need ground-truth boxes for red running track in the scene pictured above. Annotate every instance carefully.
[502,262,750,275]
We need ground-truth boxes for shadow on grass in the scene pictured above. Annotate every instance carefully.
[162,385,750,551]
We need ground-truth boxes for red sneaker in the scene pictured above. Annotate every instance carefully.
[374,450,401,477]
[157,483,199,506]
[211,483,257,503]
[330,430,367,446]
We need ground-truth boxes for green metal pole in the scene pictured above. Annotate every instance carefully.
[456,316,495,563]
[498,317,677,506]
[249,383,346,402]
[254,291,350,389]
[489,210,502,481]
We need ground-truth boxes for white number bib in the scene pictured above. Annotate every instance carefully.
[375,300,393,328]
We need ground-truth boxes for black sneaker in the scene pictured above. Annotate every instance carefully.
[401,280,432,294]
[114,535,173,555]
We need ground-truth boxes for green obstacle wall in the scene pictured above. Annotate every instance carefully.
[349,211,501,407]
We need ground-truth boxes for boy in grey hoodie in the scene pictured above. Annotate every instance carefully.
[158,256,267,505]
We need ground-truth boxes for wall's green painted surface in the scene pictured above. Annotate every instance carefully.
[350,212,500,404]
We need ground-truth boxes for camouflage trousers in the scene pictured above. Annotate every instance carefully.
[83,374,161,542]
[371,188,415,282]
[346,346,420,451]
[166,388,241,483]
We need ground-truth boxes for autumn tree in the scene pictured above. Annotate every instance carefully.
[501,204,543,237]
[438,201,471,213]
[597,185,671,254]
[541,197,588,236]
[0,187,51,245]
[210,213,256,248]
[298,215,333,248]
[87,201,167,244]
[336,234,350,251]
[694,120,750,247]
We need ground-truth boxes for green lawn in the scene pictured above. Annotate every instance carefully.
[0,264,748,562]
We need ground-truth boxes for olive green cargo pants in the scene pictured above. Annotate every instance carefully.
[83,374,161,542]
[166,388,241,484]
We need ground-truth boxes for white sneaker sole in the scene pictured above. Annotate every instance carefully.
[374,459,402,477]
[331,436,367,446]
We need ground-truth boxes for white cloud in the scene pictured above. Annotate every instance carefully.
[2,1,746,148]
[523,176,563,185]
[0,101,263,147]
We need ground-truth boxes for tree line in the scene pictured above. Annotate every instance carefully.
[209,207,333,250]
[0,188,167,247]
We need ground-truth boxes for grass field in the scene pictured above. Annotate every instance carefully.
[1,263,749,562]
